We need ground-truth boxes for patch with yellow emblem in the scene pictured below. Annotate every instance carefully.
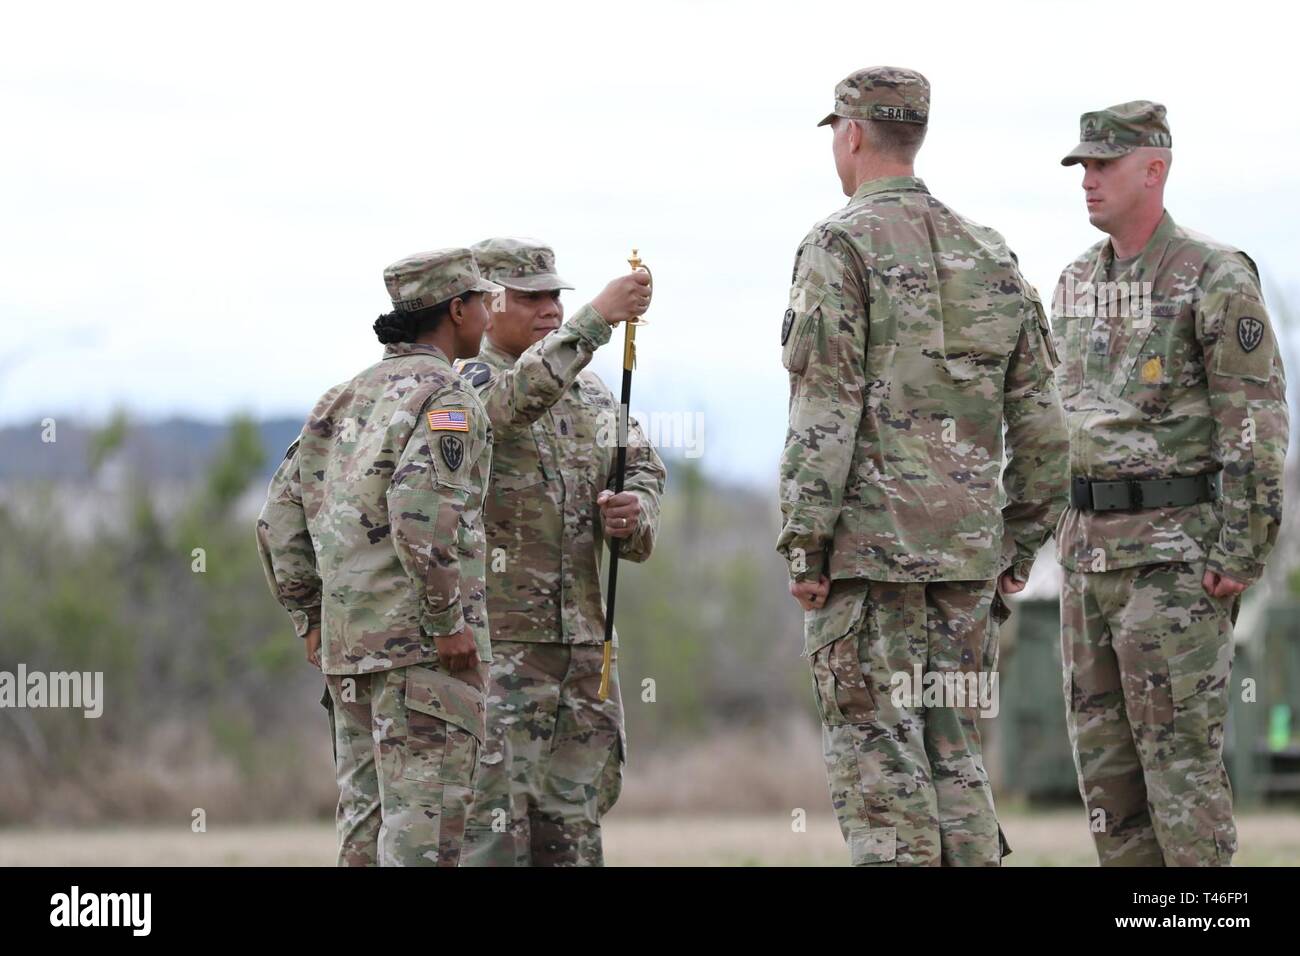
[1140,356,1163,384]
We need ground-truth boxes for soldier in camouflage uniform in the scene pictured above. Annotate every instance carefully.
[457,238,665,867]
[1052,102,1289,866]
[778,67,1070,866]
[256,248,502,866]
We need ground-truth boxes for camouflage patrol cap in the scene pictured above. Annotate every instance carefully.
[382,248,502,314]
[471,237,574,292]
[817,66,929,128]
[1061,100,1171,166]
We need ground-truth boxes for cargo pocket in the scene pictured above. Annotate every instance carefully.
[1169,641,1231,764]
[1136,660,1177,768]
[807,582,874,726]
[849,826,896,866]
[403,666,486,788]
[810,630,875,726]
[594,738,625,817]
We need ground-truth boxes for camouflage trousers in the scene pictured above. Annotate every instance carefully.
[1061,562,1237,866]
[808,577,1009,866]
[462,642,625,867]
[323,661,487,867]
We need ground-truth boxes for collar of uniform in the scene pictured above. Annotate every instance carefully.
[1100,208,1177,274]
[478,336,518,370]
[381,341,452,365]
[850,175,929,203]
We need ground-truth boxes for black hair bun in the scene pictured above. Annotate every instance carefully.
[373,311,414,344]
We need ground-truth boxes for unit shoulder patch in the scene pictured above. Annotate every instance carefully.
[1214,295,1273,383]
[458,361,492,388]
[1237,316,1264,353]
[439,434,464,471]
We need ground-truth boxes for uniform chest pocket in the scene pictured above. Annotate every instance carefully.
[1118,303,1191,410]
[490,422,548,493]
[782,288,826,374]
[573,384,617,445]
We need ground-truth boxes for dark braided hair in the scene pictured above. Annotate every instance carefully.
[373,291,482,344]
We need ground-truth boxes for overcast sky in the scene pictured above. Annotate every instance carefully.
[3,0,1297,484]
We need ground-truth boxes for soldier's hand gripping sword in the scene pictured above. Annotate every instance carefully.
[599,249,651,702]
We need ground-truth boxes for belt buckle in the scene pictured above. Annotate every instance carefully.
[1128,479,1144,510]
[1071,476,1092,510]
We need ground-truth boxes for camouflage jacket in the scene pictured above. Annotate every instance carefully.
[256,342,493,674]
[457,304,667,644]
[1051,211,1289,584]
[777,176,1069,589]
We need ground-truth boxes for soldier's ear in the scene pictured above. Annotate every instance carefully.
[848,119,865,154]
[447,296,465,325]
[1144,155,1169,189]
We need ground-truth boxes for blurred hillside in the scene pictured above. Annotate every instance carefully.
[0,413,811,824]
[0,415,302,483]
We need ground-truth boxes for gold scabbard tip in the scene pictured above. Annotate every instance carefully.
[597,642,613,700]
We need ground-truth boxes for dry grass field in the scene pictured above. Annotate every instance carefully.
[2,811,1298,866]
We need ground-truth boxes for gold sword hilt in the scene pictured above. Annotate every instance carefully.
[623,249,651,370]
[627,248,653,300]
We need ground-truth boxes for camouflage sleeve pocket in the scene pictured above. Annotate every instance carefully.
[781,287,826,374]
[1213,295,1274,383]
[428,434,472,490]
[421,399,477,491]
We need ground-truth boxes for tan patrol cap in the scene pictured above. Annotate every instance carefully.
[471,237,574,292]
[382,248,502,314]
[818,66,930,127]
[1061,100,1172,166]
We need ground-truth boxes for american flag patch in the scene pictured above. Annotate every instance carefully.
[426,408,469,432]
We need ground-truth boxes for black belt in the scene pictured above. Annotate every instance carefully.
[1070,472,1220,512]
